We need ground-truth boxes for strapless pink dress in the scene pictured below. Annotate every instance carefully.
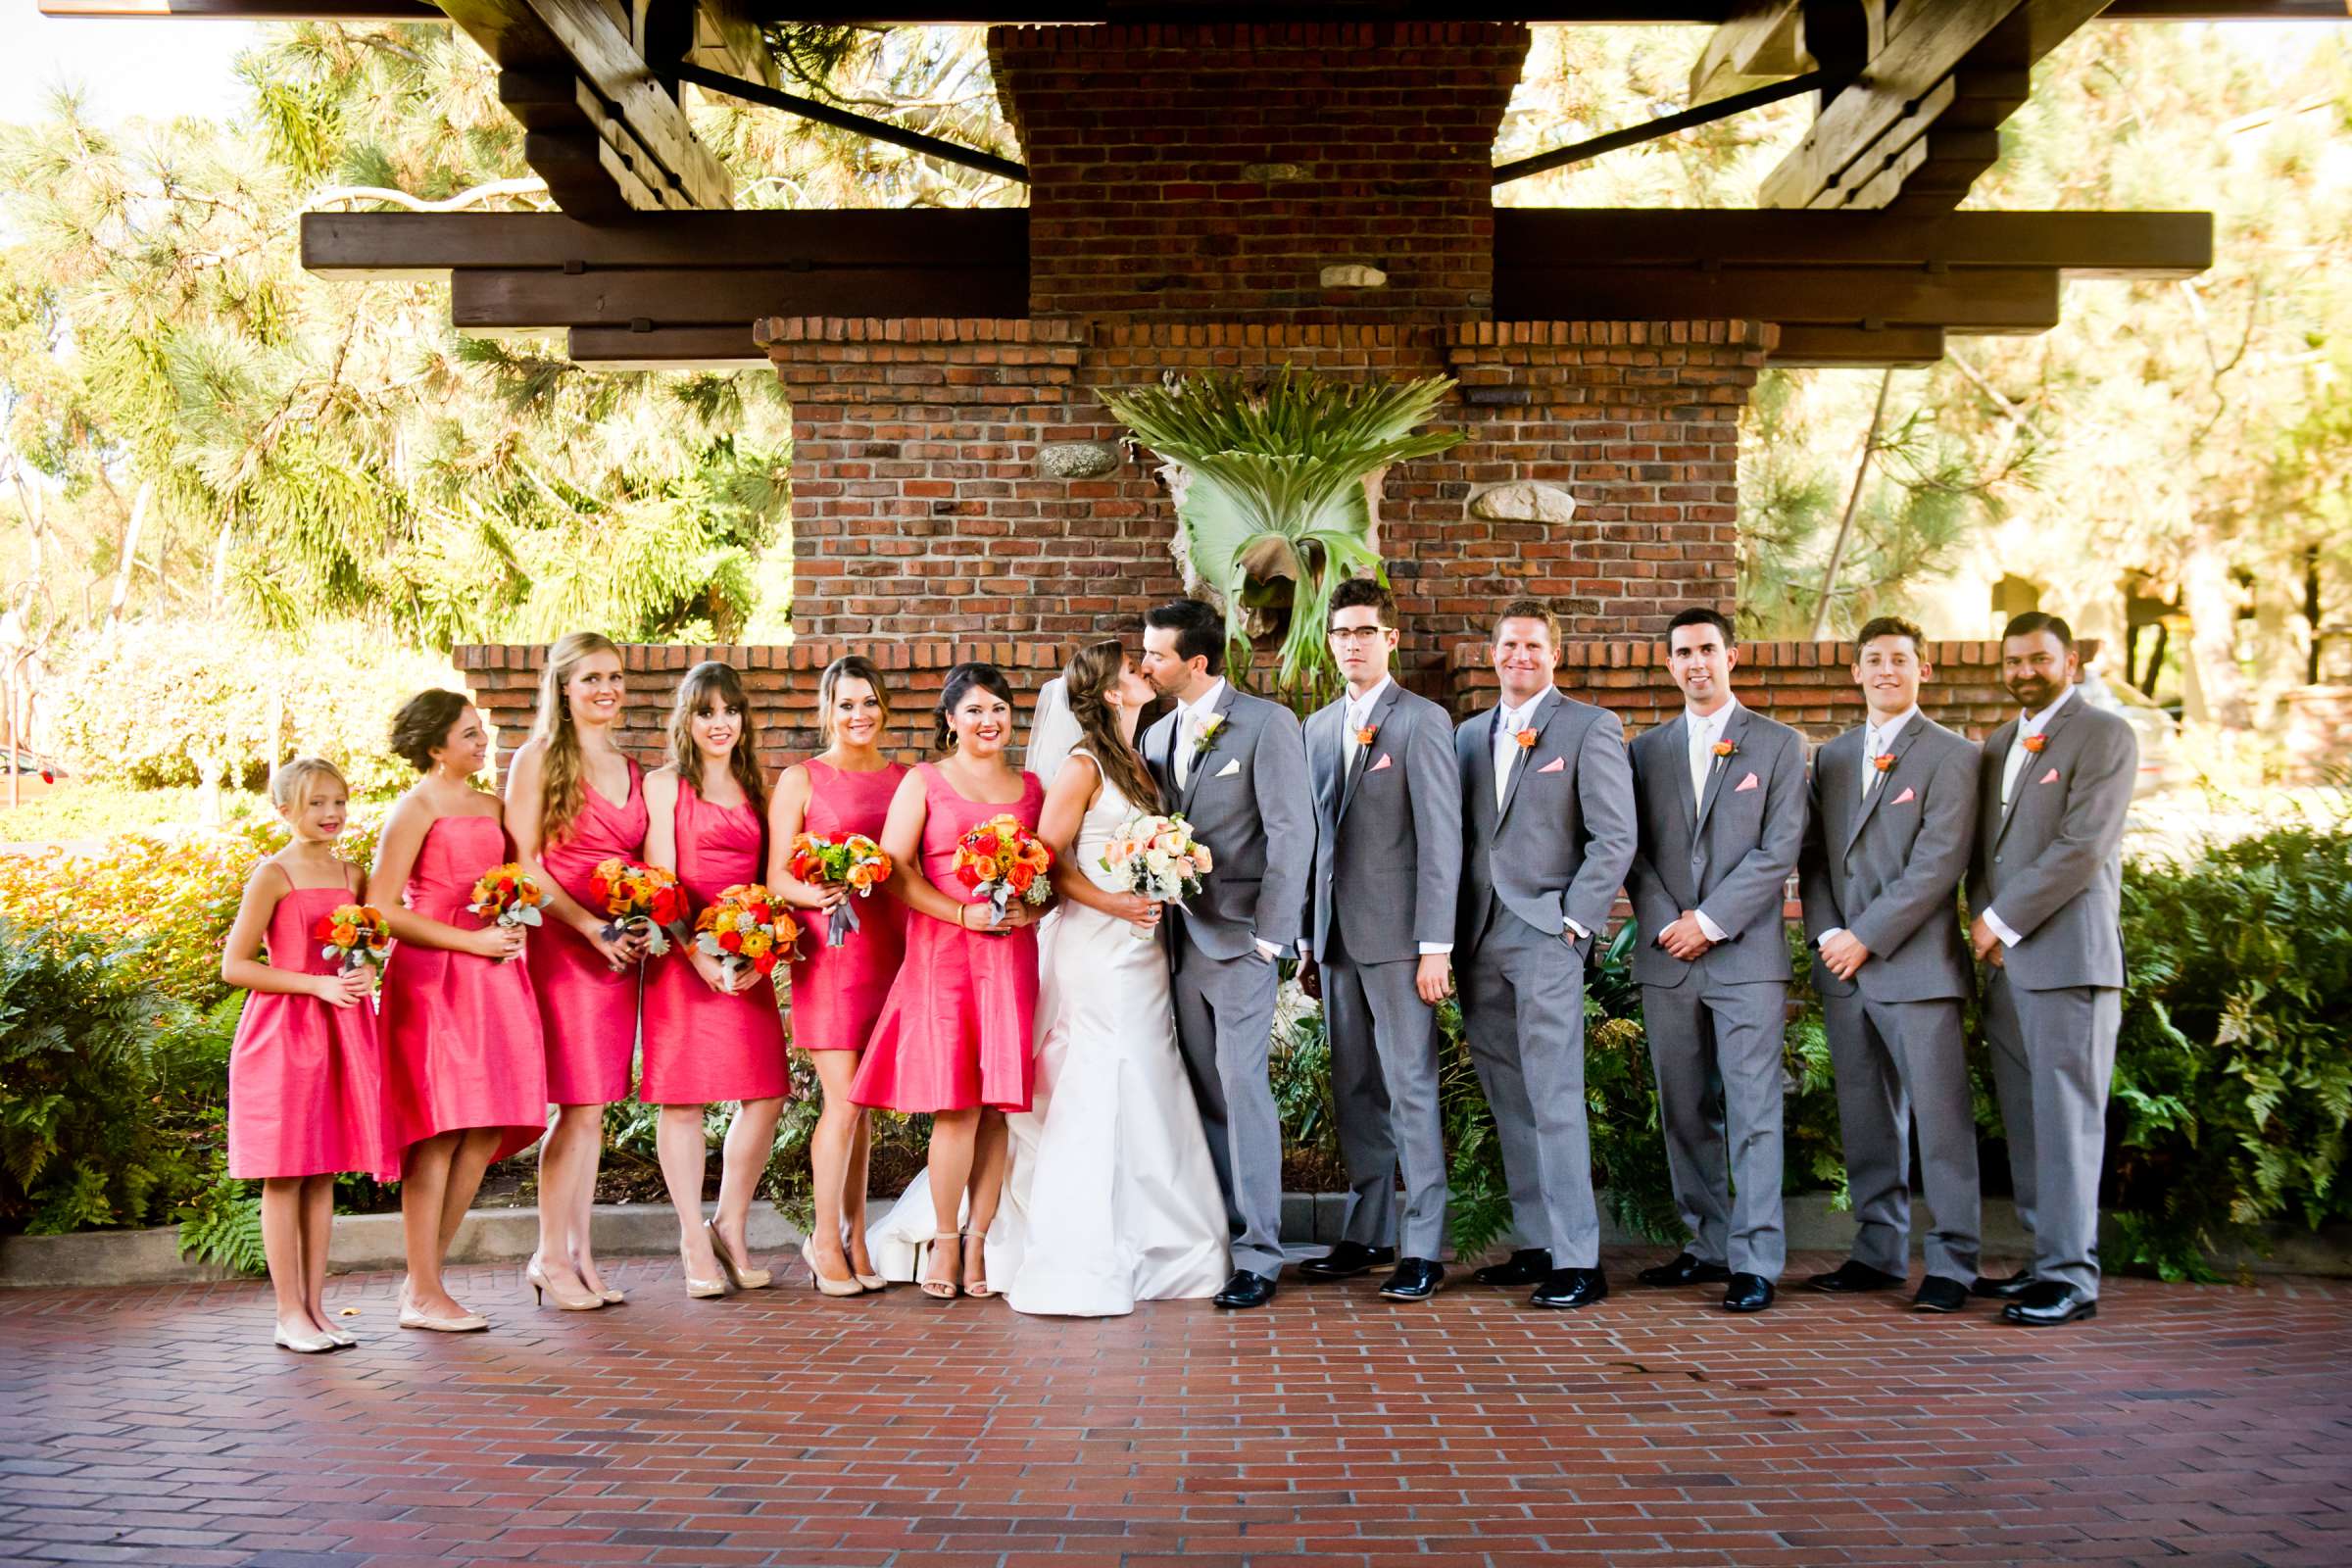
[850,763,1042,1114]
[787,758,908,1054]
[378,813,549,1171]
[639,780,789,1104]
[227,875,395,1182]
[527,759,650,1104]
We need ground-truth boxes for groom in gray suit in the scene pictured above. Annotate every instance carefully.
[1141,599,1314,1309]
[1968,612,2137,1328]
[1797,614,1984,1314]
[1296,578,1462,1301]
[1627,607,1808,1313]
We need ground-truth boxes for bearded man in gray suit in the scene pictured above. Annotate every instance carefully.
[1140,598,1314,1310]
[1968,612,2137,1328]
[1797,614,1984,1314]
[1627,607,1808,1313]
[1296,578,1462,1301]
[1453,597,1636,1310]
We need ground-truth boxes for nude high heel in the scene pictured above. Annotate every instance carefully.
[960,1231,996,1299]
[802,1237,865,1298]
[710,1221,772,1291]
[845,1220,884,1292]
[917,1233,961,1300]
[681,1248,730,1300]
[527,1258,605,1311]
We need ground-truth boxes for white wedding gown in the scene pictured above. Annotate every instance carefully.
[865,753,1231,1316]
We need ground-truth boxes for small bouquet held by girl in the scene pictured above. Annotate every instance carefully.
[952,813,1054,927]
[693,883,794,989]
[787,832,895,948]
[588,858,686,956]
[466,862,549,961]
[314,902,394,984]
[1100,812,1214,940]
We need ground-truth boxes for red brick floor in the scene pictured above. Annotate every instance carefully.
[3,1250,2348,1568]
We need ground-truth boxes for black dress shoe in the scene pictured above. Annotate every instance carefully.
[1377,1258,1445,1300]
[1297,1241,1395,1281]
[1212,1270,1277,1309]
[2000,1282,2097,1327]
[1971,1269,2036,1300]
[1911,1276,1970,1313]
[1805,1260,1907,1294]
[1529,1267,1608,1310]
[1722,1273,1776,1313]
[1638,1252,1733,1288]
[1473,1249,1553,1288]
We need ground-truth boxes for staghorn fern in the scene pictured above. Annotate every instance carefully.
[1101,368,1462,699]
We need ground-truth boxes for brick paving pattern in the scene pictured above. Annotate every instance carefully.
[3,1250,2348,1567]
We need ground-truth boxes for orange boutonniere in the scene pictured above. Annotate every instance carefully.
[1355,724,1379,747]
[1514,727,1539,751]
[2023,733,2048,754]
[1712,739,1737,760]
[1872,752,1897,774]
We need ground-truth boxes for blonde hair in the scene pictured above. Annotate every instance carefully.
[531,631,623,846]
[816,655,891,747]
[270,756,347,809]
[666,662,768,816]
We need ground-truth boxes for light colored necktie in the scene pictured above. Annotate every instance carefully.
[1689,720,1712,806]
[1864,729,1885,797]
[2001,724,2031,807]
[1175,707,1198,789]
[1494,710,1524,808]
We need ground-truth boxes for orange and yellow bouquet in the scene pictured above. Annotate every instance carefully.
[952,813,1054,924]
[588,858,686,956]
[693,883,795,985]
[466,862,547,961]
[314,903,392,981]
[788,832,894,948]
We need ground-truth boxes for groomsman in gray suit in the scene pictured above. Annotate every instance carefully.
[1454,597,1637,1310]
[1797,615,1984,1314]
[1627,607,1808,1313]
[1140,599,1315,1310]
[1296,579,1462,1300]
[1968,612,2137,1327]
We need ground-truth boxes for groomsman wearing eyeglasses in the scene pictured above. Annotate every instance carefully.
[1452,597,1637,1310]
[1797,615,1984,1314]
[1627,607,1807,1313]
[1968,612,2137,1328]
[1296,578,1463,1301]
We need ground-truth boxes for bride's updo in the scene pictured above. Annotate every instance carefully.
[1063,640,1160,812]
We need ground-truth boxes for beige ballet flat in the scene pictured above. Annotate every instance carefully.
[710,1221,772,1291]
[527,1259,605,1311]
[399,1303,490,1333]
[274,1324,336,1354]
[318,1322,358,1348]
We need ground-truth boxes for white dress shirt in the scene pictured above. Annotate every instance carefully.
[1172,677,1279,961]
[1984,683,2077,949]
[1684,701,1740,944]
[1818,706,1920,951]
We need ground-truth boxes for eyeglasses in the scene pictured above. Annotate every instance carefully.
[1328,626,1392,644]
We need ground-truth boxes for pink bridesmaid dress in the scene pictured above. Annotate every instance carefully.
[379,813,550,1170]
[639,780,788,1104]
[786,758,908,1054]
[226,866,396,1182]
[850,763,1044,1114]
[526,758,651,1104]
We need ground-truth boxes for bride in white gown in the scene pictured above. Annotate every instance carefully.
[866,642,1231,1315]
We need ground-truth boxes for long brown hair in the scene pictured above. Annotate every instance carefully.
[1063,640,1159,812]
[531,630,622,846]
[816,655,890,747]
[666,661,769,815]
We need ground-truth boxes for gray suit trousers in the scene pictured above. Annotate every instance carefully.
[1459,913,1601,1268]
[1326,941,1449,1260]
[1642,980,1788,1280]
[1984,970,2120,1297]
[1823,992,1982,1284]
[1172,940,1288,1277]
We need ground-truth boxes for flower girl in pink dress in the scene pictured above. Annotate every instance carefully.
[220,758,393,1353]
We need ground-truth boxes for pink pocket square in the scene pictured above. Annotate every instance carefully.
[2038,767,2061,785]
[1368,754,1392,773]
[1537,757,1565,774]
[1891,786,1916,805]
[1735,771,1760,793]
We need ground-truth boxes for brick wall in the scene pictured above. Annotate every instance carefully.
[989,22,1528,320]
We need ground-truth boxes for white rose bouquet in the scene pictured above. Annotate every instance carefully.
[1099,811,1214,940]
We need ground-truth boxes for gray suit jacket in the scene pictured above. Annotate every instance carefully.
[1626,703,1808,988]
[1968,692,2136,993]
[1303,680,1462,965]
[1454,689,1638,955]
[1797,713,1978,1004]
[1142,682,1314,963]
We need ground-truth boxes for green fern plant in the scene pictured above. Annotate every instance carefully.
[177,1177,268,1276]
[1100,368,1462,698]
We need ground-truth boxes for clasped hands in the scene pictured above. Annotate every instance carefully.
[1655,909,1715,962]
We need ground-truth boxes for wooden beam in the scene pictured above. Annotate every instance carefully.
[528,0,729,209]
[1495,70,1844,184]
[1690,0,1806,105]
[675,61,1027,184]
[1494,209,2213,278]
[449,265,1027,329]
[301,209,1031,280]
[1769,323,1946,366]
[1494,264,2061,329]
[38,0,440,15]
[567,325,768,370]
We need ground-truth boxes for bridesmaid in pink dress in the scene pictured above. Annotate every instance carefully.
[219,758,392,1353]
[852,662,1047,1300]
[369,691,550,1334]
[767,655,907,1294]
[505,631,649,1312]
[641,662,790,1299]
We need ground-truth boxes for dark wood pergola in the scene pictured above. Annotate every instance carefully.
[42,1,2351,367]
